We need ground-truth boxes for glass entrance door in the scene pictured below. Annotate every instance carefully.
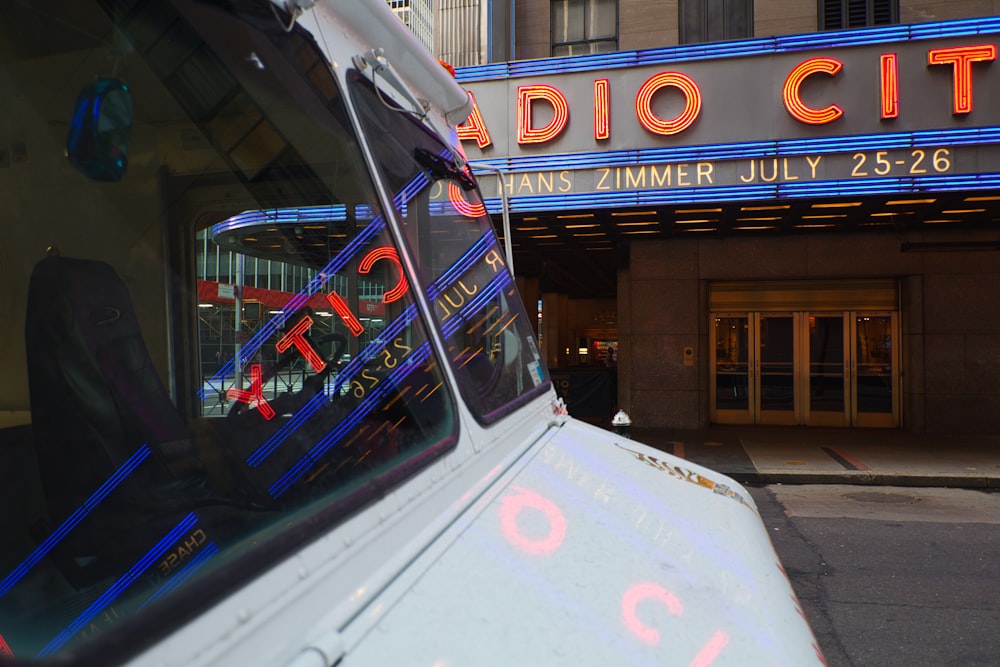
[758,314,796,425]
[853,313,898,427]
[713,315,751,423]
[807,314,848,426]
[711,310,899,427]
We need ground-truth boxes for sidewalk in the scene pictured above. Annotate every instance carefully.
[627,425,1000,488]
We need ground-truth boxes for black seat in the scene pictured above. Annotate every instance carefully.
[24,251,203,587]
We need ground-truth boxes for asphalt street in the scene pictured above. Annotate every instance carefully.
[750,484,1000,667]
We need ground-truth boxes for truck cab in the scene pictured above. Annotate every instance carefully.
[0,1,821,664]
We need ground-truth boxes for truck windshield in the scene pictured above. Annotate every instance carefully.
[349,75,549,421]
[0,0,463,662]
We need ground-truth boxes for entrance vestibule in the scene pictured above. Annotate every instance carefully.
[710,281,900,427]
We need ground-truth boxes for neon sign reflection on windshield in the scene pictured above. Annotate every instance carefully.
[38,513,203,656]
[0,444,152,599]
[201,211,386,400]
[268,341,433,498]
[244,233,499,470]
[202,173,434,398]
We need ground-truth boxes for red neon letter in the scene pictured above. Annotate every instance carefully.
[447,181,488,219]
[227,364,275,420]
[927,44,996,114]
[517,84,569,144]
[594,78,610,140]
[276,315,326,373]
[880,53,899,119]
[358,246,409,304]
[325,290,365,337]
[456,92,493,149]
[783,57,844,125]
[635,72,702,136]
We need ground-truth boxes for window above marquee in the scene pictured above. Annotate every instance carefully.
[679,0,753,45]
[551,0,618,56]
[820,0,898,31]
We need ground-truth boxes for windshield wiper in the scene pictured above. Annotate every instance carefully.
[414,148,476,191]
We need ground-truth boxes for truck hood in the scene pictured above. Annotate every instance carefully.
[341,419,823,666]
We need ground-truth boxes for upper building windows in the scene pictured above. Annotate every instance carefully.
[820,0,898,30]
[551,0,618,56]
[679,0,753,45]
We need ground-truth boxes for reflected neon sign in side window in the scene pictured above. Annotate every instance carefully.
[349,74,551,423]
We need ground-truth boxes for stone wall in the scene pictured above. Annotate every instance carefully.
[620,230,1000,434]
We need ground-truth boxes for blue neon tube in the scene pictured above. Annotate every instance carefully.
[0,444,152,600]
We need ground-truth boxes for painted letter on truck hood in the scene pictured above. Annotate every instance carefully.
[340,419,824,666]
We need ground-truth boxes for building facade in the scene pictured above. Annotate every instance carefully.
[387,0,434,53]
[436,0,516,67]
[455,0,1000,435]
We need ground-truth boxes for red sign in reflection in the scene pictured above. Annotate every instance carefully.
[447,182,487,218]
[227,363,275,420]
[495,488,741,664]
[621,582,683,645]
[498,486,567,556]
[621,582,730,664]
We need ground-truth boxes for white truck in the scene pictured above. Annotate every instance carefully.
[0,0,822,664]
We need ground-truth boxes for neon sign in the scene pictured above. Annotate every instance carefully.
[460,41,1000,147]
[782,58,844,125]
[227,363,275,420]
[447,181,488,218]
[276,315,326,373]
[358,246,408,303]
[927,44,997,114]
[635,71,702,135]
[456,92,493,148]
[880,53,899,119]
[516,84,570,144]
[325,245,408,339]
[594,78,610,140]
[227,245,410,419]
[241,234,505,481]
[0,445,152,599]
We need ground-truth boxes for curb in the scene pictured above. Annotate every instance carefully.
[731,471,1000,488]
